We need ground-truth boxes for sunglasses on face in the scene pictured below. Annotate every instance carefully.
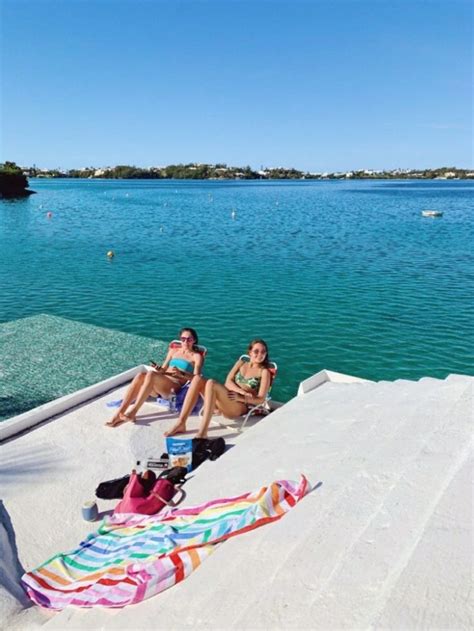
[180,336,194,342]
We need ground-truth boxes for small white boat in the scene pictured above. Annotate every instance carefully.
[422,210,443,217]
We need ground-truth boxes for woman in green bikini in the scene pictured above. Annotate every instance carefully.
[165,339,271,438]
[106,327,203,427]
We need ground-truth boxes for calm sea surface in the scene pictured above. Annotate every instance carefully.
[1,178,473,417]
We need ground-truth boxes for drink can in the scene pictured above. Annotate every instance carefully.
[82,500,98,521]
[169,389,177,413]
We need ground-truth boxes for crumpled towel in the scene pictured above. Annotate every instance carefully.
[22,476,309,609]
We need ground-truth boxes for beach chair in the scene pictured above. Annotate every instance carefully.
[238,355,278,432]
[199,355,277,432]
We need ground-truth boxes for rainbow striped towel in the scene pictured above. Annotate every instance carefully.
[22,476,309,609]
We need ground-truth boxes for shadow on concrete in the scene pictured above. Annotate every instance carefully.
[96,508,114,520]
[0,443,66,486]
[133,411,179,426]
[0,500,32,608]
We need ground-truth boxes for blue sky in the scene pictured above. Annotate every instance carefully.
[1,0,472,171]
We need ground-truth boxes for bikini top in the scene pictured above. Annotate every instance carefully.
[169,357,194,373]
[235,369,261,391]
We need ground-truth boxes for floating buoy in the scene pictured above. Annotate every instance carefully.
[422,210,443,218]
[46,212,53,219]
[107,250,115,258]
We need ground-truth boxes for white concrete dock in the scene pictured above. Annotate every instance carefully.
[0,371,472,630]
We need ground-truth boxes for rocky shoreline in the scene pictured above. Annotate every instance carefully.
[0,168,35,199]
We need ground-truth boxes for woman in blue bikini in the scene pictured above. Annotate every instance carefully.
[106,327,203,427]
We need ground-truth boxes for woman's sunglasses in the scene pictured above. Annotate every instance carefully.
[180,336,194,342]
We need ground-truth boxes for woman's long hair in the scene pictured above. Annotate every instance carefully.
[180,327,199,351]
[247,338,270,368]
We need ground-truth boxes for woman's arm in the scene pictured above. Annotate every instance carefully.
[224,359,248,395]
[156,349,172,372]
[192,352,203,376]
[234,368,271,406]
[162,350,173,370]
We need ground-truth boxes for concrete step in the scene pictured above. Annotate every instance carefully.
[417,375,448,385]
[381,374,472,389]
[261,373,470,514]
[300,381,473,629]
[445,373,474,384]
[304,375,470,482]
[244,378,473,629]
[239,376,472,502]
[294,375,469,427]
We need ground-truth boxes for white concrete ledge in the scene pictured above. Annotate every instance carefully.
[0,365,147,443]
[1,366,366,443]
[297,369,371,396]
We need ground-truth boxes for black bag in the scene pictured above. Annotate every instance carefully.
[192,437,226,469]
[158,466,188,485]
[95,475,130,500]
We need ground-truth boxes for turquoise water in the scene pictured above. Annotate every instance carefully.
[0,315,167,421]
[1,178,473,417]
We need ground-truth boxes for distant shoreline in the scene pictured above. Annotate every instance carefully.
[22,164,474,181]
[27,176,474,181]
[29,175,474,181]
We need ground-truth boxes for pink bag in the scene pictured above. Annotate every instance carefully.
[114,472,180,515]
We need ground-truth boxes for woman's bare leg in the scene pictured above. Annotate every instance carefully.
[164,376,207,437]
[125,371,177,421]
[196,379,218,438]
[106,372,146,426]
[196,380,246,438]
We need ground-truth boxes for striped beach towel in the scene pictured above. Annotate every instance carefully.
[22,476,309,609]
